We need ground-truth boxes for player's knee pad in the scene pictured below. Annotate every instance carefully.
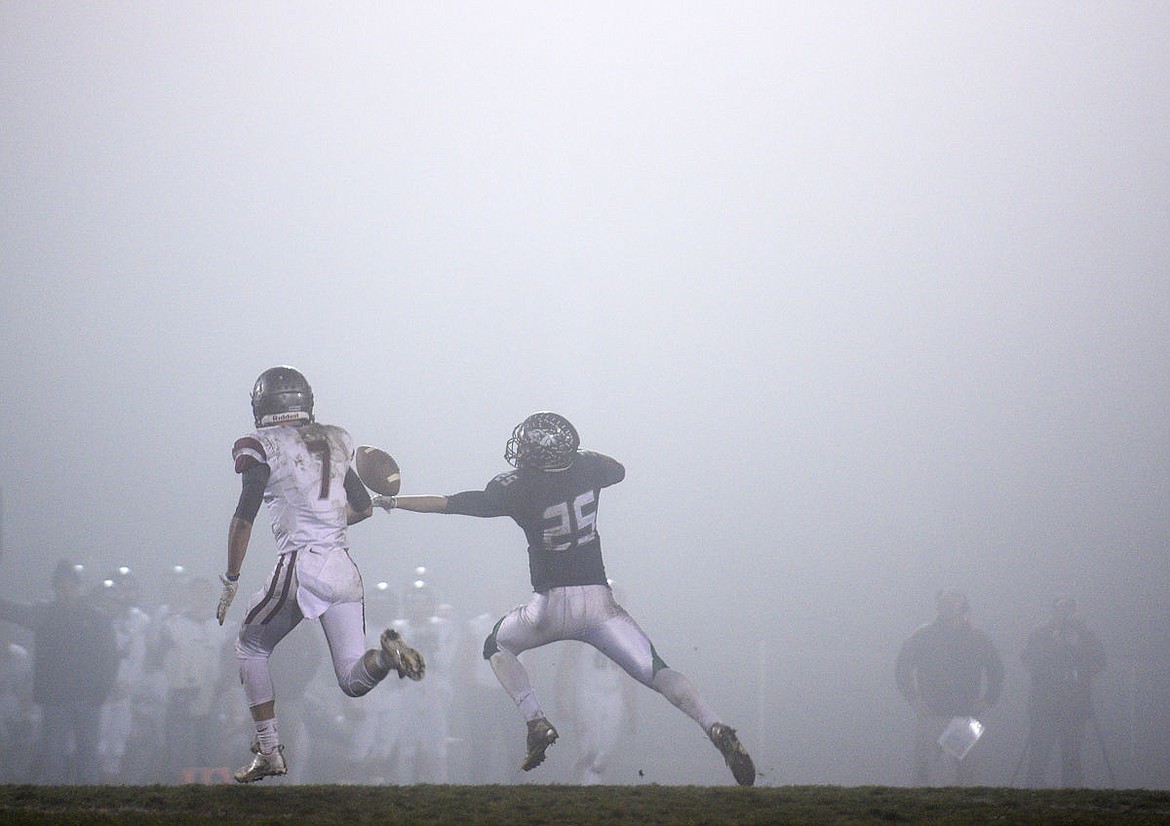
[636,645,671,688]
[650,643,669,677]
[337,654,376,697]
[235,634,270,661]
[482,616,506,660]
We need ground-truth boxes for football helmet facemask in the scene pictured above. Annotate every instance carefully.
[251,366,314,427]
[505,411,580,471]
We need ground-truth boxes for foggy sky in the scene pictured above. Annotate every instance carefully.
[2,3,1168,786]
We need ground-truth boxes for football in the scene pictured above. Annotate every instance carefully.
[355,445,401,495]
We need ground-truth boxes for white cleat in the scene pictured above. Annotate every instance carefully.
[233,744,287,783]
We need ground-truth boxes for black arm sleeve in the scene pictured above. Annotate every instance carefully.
[233,463,270,524]
[344,468,372,512]
[445,490,507,518]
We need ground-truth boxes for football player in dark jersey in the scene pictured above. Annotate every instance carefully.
[372,411,756,786]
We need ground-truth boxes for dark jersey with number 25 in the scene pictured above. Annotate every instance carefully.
[444,451,626,592]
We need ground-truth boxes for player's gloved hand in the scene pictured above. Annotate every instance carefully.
[371,495,398,512]
[216,573,239,625]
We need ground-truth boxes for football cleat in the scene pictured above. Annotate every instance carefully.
[708,723,756,787]
[521,717,559,771]
[234,744,287,783]
[380,628,426,681]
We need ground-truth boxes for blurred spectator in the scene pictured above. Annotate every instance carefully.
[385,577,459,783]
[555,637,637,784]
[553,580,638,785]
[0,635,37,782]
[344,580,401,784]
[895,586,1004,785]
[156,574,235,781]
[133,564,189,783]
[0,560,118,783]
[1021,595,1107,787]
[264,618,327,783]
[459,596,517,784]
[96,567,151,782]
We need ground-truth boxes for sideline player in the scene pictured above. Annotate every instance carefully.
[216,366,425,783]
[371,412,756,786]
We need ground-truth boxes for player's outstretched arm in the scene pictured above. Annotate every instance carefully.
[372,494,450,513]
[374,489,504,518]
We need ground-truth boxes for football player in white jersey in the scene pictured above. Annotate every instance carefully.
[372,411,756,786]
[216,366,426,783]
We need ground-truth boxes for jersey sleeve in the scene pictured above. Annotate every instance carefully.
[445,472,516,518]
[232,434,267,473]
[343,467,372,512]
[233,462,271,524]
[580,451,625,486]
[445,489,507,518]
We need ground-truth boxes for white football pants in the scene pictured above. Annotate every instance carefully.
[235,549,381,707]
[488,584,718,733]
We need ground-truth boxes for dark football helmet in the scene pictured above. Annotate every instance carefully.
[251,366,314,427]
[505,411,580,470]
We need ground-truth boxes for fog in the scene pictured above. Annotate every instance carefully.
[2,3,1167,786]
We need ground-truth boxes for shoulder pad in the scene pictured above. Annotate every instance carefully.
[489,470,520,487]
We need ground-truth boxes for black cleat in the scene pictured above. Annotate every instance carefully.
[709,723,756,786]
[521,717,559,771]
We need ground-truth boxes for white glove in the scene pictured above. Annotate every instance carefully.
[216,573,239,625]
[371,495,398,512]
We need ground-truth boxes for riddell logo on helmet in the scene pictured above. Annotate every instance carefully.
[265,411,309,424]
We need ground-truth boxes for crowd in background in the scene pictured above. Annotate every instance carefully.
[0,561,637,786]
[0,559,1117,788]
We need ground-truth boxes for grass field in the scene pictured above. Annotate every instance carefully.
[2,784,1170,825]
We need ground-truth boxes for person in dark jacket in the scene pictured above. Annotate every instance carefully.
[0,560,119,783]
[1022,595,1106,787]
[895,586,1004,785]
